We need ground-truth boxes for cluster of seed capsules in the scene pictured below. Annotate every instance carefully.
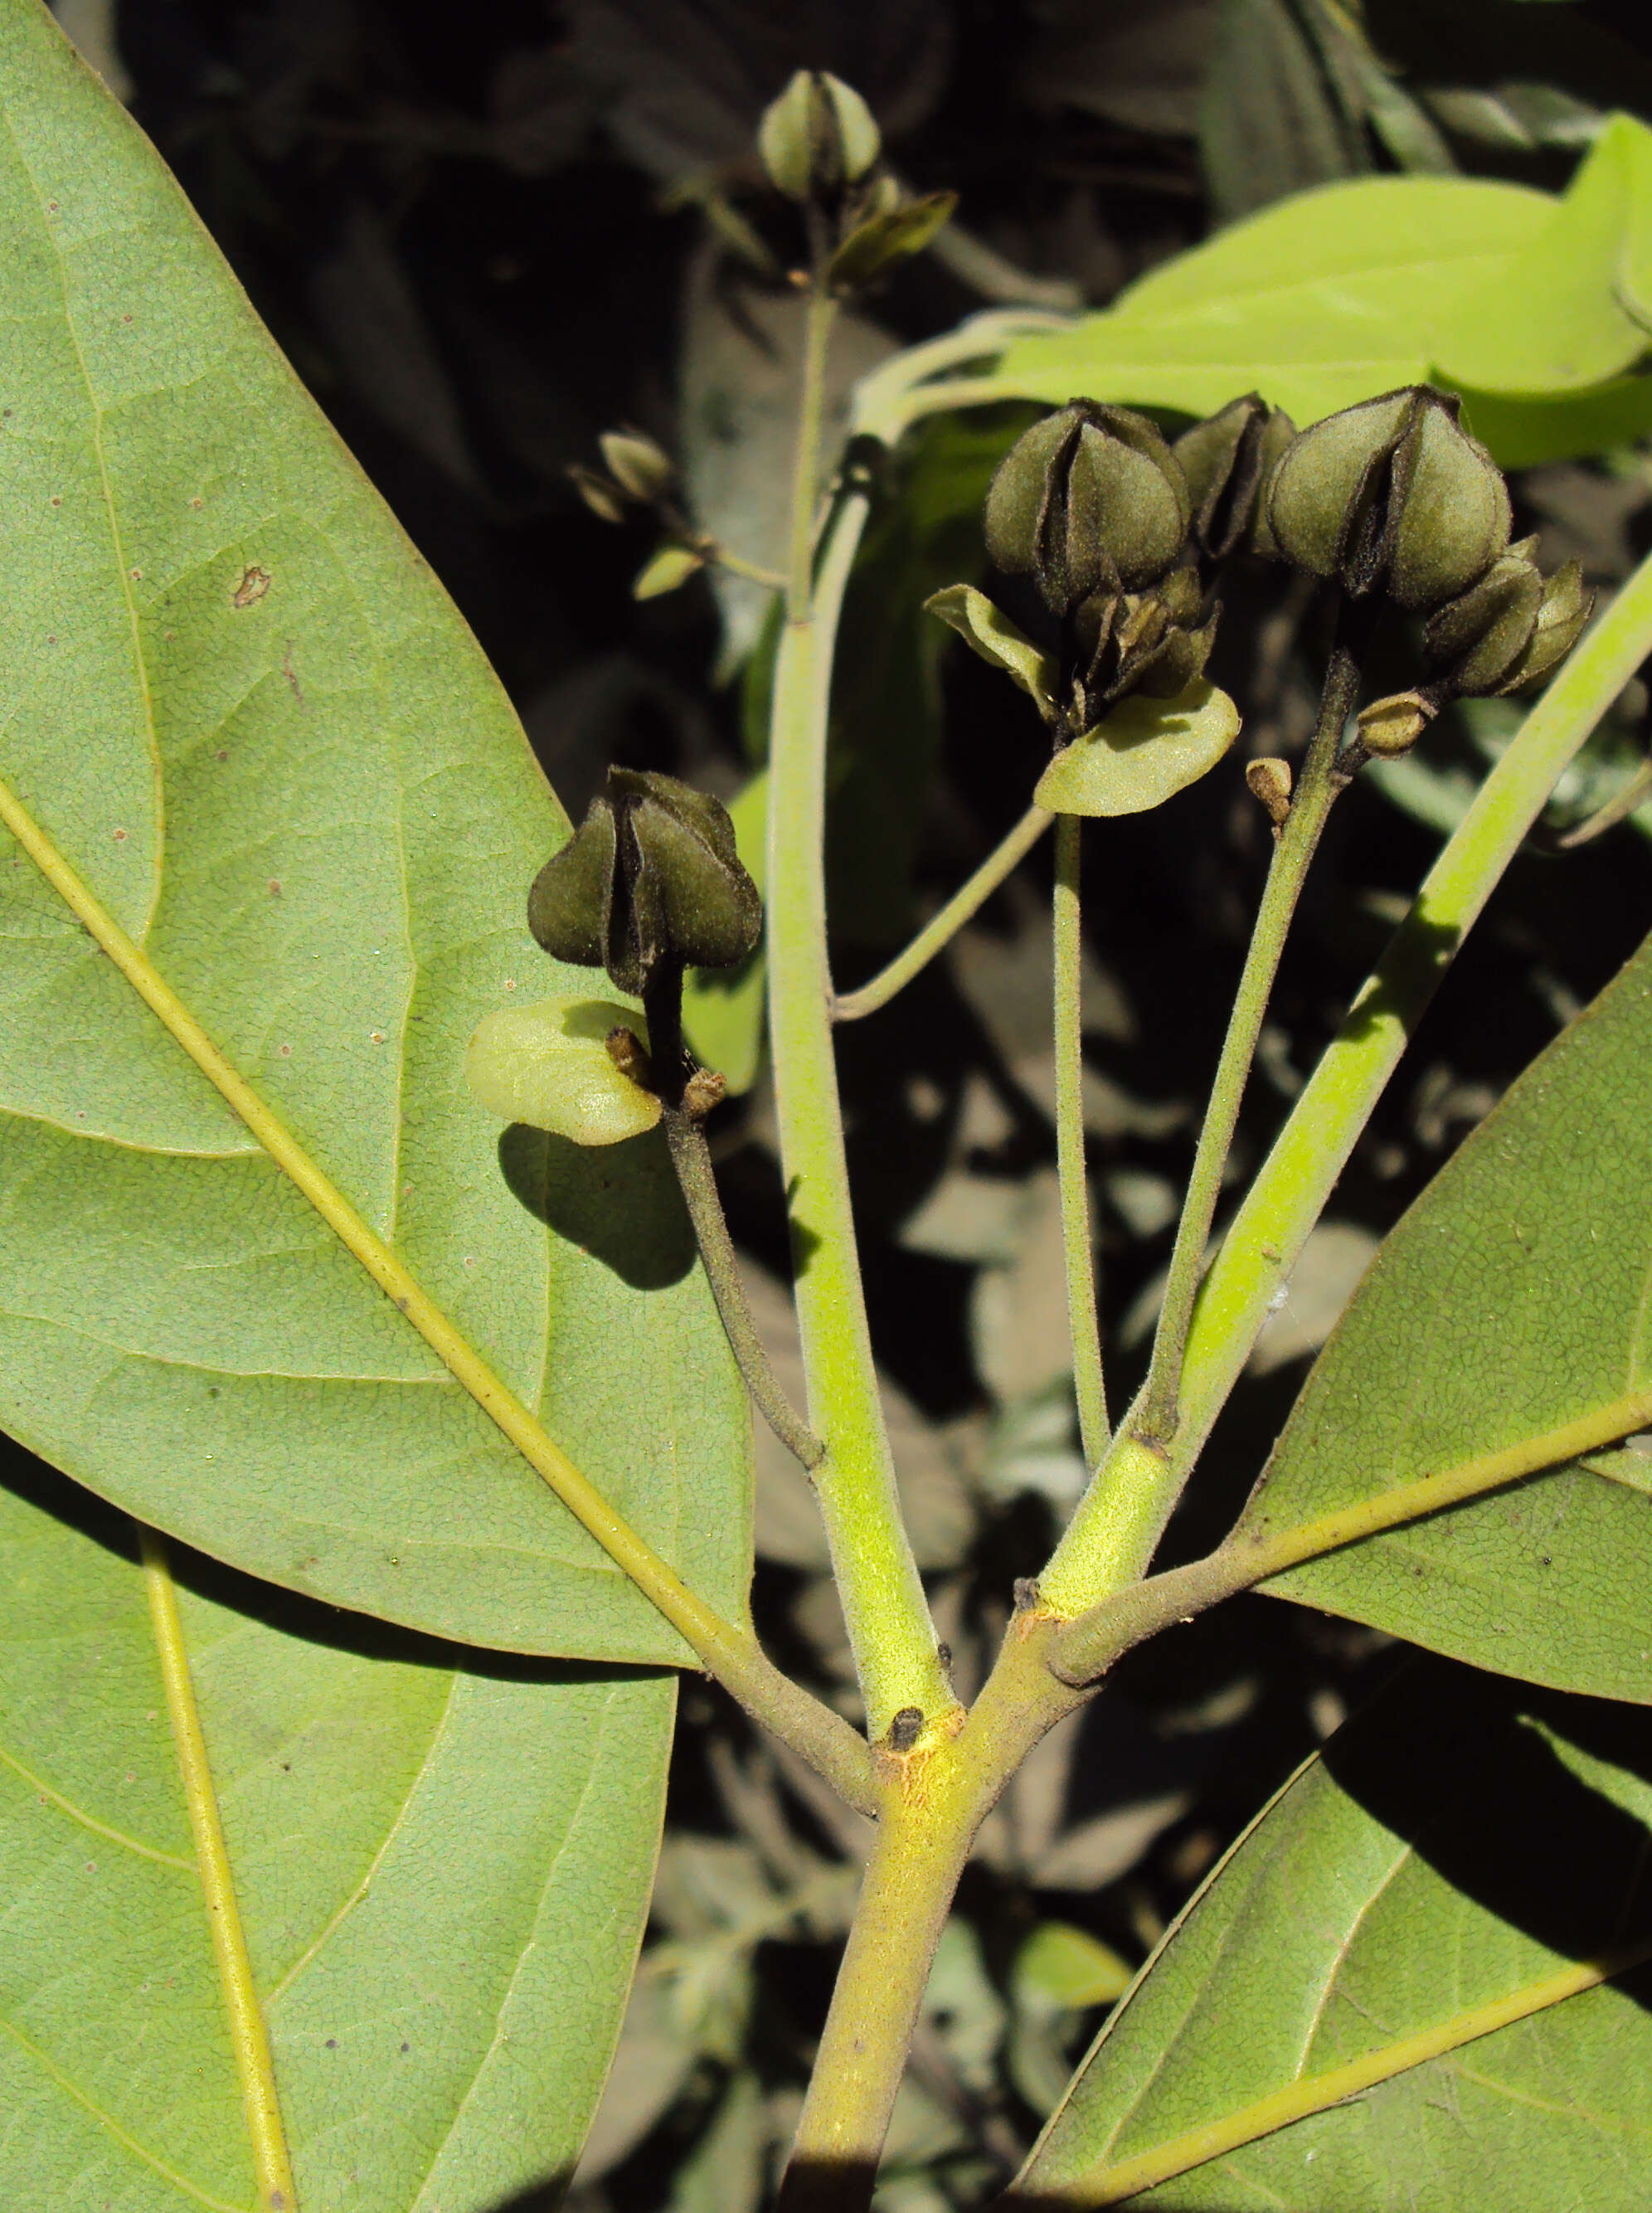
[973,386,1591,759]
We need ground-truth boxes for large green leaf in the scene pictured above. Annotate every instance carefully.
[982,160,1652,464]
[1241,929,1652,1701]
[1429,113,1652,396]
[1017,1663,1652,2206]
[0,3,751,1663]
[0,1458,670,2210]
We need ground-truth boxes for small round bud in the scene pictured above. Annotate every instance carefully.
[1356,690,1436,758]
[985,401,1192,613]
[605,1025,653,1087]
[599,430,675,503]
[886,1706,925,1753]
[1246,756,1294,826]
[757,71,881,203]
[569,465,628,525]
[681,1066,727,1119]
[464,997,661,1145]
[633,543,705,600]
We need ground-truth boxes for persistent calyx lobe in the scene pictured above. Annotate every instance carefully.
[528,769,760,1004]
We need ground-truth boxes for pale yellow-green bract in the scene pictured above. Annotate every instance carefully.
[466,996,662,1144]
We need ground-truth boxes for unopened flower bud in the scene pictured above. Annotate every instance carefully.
[1173,396,1297,562]
[1356,690,1436,758]
[599,430,675,503]
[570,465,629,525]
[1266,387,1511,610]
[528,769,762,999]
[985,401,1192,614]
[1246,756,1293,827]
[758,70,881,203]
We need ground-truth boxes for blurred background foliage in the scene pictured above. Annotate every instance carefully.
[39,2,1652,2203]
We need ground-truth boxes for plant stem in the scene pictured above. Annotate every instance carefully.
[1036,541,1652,1622]
[765,282,955,1743]
[0,766,877,1818]
[1135,633,1360,1449]
[663,1106,824,1469]
[1052,812,1109,1467]
[788,285,838,619]
[707,545,787,590]
[1050,1382,1652,1684]
[143,1530,298,2213]
[833,802,1053,1023]
[779,1628,1080,2212]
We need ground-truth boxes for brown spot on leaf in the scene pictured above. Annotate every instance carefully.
[268,878,281,896]
[232,564,271,609]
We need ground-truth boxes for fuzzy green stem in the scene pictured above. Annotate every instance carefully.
[833,802,1053,1023]
[664,1108,824,1470]
[1050,1383,1652,1683]
[1135,636,1360,1447]
[788,287,838,621]
[779,1628,1080,2212]
[766,285,955,1742]
[1038,547,1652,1619]
[1053,812,1109,1467]
[707,544,788,590]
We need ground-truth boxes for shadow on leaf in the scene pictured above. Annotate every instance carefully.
[499,1121,697,1289]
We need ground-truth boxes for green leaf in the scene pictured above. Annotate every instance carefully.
[1243,928,1652,1700]
[1017,1662,1652,2207]
[681,770,769,1096]
[1014,1923,1132,2012]
[1430,113,1652,395]
[1198,0,1371,224]
[633,542,705,599]
[989,174,1551,430]
[1034,684,1241,817]
[828,191,958,291]
[976,162,1652,464]
[0,2,751,1664]
[924,584,1058,717]
[0,1462,669,2210]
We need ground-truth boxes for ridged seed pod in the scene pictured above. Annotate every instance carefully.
[528,769,761,999]
[1266,387,1511,610]
[984,401,1192,613]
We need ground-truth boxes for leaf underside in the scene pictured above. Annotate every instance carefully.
[0,1460,670,2211]
[1248,927,1652,1702]
[0,2,751,1666]
[1018,1661,1652,2208]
